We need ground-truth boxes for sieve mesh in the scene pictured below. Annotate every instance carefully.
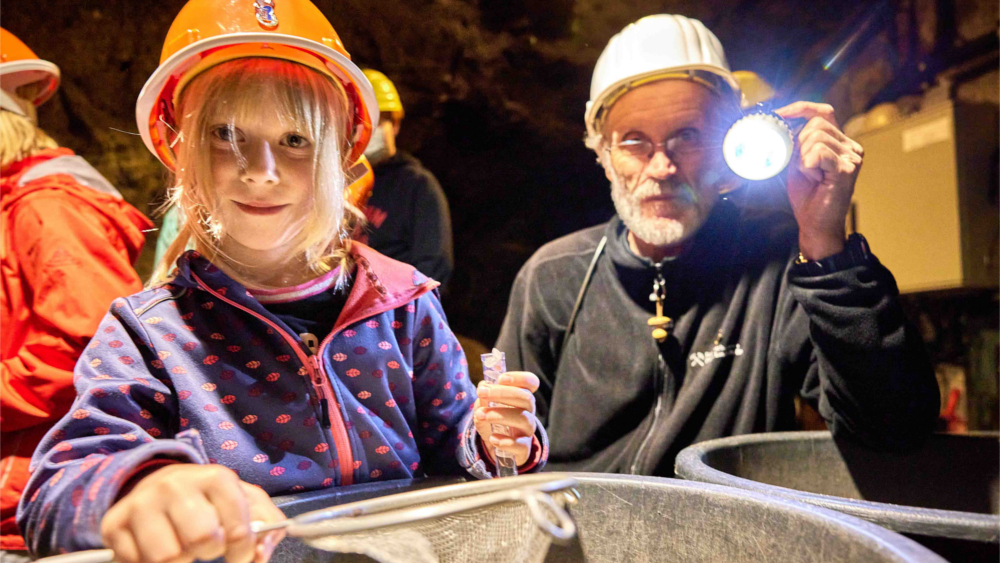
[302,494,566,563]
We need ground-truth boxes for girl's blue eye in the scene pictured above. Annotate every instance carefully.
[213,126,241,142]
[285,134,310,148]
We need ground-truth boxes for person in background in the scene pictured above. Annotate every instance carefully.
[0,28,152,561]
[359,69,454,289]
[18,2,543,561]
[496,14,939,476]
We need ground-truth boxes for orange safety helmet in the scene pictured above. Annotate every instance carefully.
[135,0,378,201]
[0,28,60,115]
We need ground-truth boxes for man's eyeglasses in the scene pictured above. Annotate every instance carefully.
[608,130,705,162]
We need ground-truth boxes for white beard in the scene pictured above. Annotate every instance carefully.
[607,162,691,247]
[610,181,686,247]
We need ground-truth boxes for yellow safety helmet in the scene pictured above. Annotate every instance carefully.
[732,71,775,108]
[362,69,404,121]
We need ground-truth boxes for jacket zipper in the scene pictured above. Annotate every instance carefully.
[632,261,670,474]
[192,274,354,485]
[314,331,349,466]
[630,352,665,474]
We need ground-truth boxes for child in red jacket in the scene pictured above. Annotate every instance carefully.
[18,3,543,563]
[0,28,152,558]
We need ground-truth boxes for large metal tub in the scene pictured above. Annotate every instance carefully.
[270,473,947,562]
[675,431,1000,562]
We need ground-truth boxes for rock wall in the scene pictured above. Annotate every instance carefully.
[5,0,997,352]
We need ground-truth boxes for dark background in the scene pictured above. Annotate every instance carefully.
[4,1,998,414]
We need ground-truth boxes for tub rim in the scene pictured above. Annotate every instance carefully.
[674,431,1000,542]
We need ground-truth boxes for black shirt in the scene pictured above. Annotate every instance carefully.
[258,281,350,353]
[363,152,454,289]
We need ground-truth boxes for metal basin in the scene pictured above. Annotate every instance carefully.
[675,431,1000,562]
[270,473,946,562]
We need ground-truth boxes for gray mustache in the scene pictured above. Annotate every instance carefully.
[631,181,692,201]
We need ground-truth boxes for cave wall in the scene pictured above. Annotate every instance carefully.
[4,0,997,352]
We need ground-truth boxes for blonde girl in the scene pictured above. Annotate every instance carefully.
[18,3,545,563]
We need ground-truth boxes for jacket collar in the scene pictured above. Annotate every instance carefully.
[1,148,74,180]
[604,197,741,314]
[169,242,439,335]
[606,197,741,274]
[1,148,75,196]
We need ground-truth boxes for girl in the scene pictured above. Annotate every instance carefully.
[17,2,545,563]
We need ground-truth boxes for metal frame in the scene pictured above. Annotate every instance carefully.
[32,475,578,563]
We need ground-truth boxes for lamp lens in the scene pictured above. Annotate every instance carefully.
[723,115,794,181]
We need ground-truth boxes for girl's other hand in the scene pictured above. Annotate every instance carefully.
[100,464,286,563]
[473,371,540,466]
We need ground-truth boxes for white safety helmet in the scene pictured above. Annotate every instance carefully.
[585,15,740,140]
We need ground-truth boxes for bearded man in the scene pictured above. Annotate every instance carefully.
[494,15,939,476]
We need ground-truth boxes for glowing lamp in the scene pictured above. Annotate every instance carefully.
[723,112,794,181]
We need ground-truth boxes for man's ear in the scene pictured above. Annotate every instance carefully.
[597,131,617,184]
[598,149,616,184]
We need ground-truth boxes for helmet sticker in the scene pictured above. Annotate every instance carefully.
[254,0,278,29]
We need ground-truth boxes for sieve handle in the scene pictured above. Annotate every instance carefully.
[29,549,115,563]
[32,521,279,563]
[526,491,576,544]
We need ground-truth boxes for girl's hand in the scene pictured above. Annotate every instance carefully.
[474,371,540,466]
[100,464,286,563]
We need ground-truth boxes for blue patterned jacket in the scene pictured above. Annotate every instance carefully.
[18,244,546,556]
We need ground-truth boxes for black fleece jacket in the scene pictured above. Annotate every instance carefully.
[364,152,454,288]
[496,198,939,476]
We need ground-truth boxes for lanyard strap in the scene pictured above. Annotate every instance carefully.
[565,235,608,338]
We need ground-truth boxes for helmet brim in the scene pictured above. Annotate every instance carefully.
[136,32,378,170]
[0,59,61,107]
[585,64,740,139]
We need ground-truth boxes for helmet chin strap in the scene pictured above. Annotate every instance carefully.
[0,89,30,119]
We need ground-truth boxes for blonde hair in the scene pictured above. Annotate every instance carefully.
[0,108,58,170]
[150,58,363,285]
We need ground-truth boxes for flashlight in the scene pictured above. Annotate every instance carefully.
[723,111,794,181]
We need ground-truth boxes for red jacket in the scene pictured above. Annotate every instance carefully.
[0,148,151,550]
